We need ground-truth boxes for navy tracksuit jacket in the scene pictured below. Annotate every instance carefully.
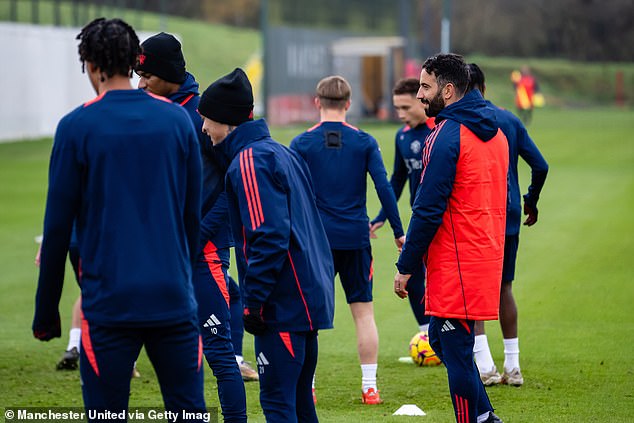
[219,119,335,332]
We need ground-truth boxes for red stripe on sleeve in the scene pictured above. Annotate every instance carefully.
[420,120,446,183]
[248,148,265,225]
[240,150,258,230]
[243,148,262,228]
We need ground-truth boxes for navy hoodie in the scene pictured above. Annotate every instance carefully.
[218,119,335,332]
[34,89,202,330]
[168,72,232,251]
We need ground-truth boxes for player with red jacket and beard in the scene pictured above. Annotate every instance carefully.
[395,54,508,423]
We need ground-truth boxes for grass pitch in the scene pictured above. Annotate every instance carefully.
[0,107,633,422]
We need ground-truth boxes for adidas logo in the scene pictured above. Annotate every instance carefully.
[440,320,456,333]
[256,352,269,367]
[203,314,222,334]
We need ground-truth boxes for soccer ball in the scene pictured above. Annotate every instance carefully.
[409,331,441,366]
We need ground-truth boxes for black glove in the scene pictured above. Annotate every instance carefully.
[32,311,62,341]
[243,306,267,336]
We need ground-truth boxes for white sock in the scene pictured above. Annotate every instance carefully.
[419,323,430,332]
[477,411,491,423]
[235,355,244,365]
[473,334,495,373]
[67,328,81,351]
[361,364,377,392]
[503,338,520,371]
[312,374,315,389]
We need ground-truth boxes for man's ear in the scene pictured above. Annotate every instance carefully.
[344,99,351,111]
[444,83,455,100]
[314,96,321,109]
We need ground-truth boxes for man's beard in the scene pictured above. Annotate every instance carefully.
[423,90,445,117]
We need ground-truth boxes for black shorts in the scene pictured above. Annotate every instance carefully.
[502,234,519,283]
[332,246,373,304]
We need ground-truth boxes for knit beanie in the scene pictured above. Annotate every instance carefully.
[136,32,186,84]
[198,68,254,126]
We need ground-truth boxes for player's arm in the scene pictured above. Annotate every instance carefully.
[371,136,407,227]
[367,136,404,243]
[516,124,548,226]
[397,123,459,275]
[227,150,290,311]
[183,125,202,265]
[33,117,81,341]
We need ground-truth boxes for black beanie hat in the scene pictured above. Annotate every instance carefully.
[136,32,186,84]
[198,68,254,126]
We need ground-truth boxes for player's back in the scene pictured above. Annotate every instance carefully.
[59,89,200,325]
[291,121,376,248]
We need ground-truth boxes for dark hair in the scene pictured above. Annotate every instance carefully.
[77,18,140,79]
[393,78,420,96]
[421,53,469,97]
[467,63,486,94]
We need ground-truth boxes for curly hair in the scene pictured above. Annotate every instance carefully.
[77,18,140,79]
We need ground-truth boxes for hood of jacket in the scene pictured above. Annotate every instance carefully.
[168,72,200,103]
[435,89,498,141]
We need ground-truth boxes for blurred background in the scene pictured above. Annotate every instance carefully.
[1,0,633,138]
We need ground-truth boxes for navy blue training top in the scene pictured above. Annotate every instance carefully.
[34,89,202,328]
[291,121,404,250]
[487,100,548,235]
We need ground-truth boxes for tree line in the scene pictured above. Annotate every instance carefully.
[76,0,634,62]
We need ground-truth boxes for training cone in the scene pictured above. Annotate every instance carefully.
[393,404,426,416]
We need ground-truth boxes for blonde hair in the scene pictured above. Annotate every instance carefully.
[316,75,351,110]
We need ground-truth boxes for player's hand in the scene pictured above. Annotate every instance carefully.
[394,272,411,299]
[523,203,538,226]
[243,306,267,336]
[395,236,406,252]
[35,244,42,267]
[369,221,384,239]
[32,312,62,341]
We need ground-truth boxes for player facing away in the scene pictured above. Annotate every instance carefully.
[135,32,247,421]
[370,77,435,333]
[32,18,207,421]
[467,63,549,387]
[291,75,405,404]
[394,54,508,423]
[198,68,335,423]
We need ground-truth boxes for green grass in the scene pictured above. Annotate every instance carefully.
[1,107,633,422]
